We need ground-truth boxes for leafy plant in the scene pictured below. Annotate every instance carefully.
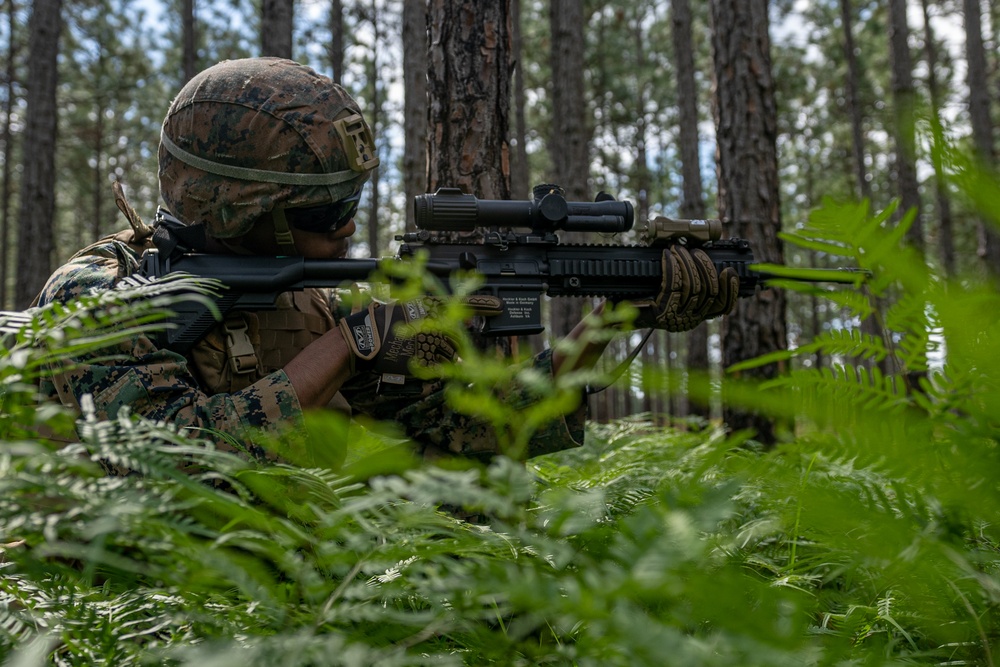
[2,169,1000,665]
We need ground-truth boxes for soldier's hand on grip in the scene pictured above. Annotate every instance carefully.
[632,245,739,332]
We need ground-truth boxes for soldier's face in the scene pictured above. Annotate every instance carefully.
[232,215,356,258]
[291,218,356,259]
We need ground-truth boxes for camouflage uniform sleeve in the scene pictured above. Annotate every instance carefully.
[36,253,304,447]
[342,349,586,461]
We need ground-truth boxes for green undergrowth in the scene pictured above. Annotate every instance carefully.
[2,165,1000,664]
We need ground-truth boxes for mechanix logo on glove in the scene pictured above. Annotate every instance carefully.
[405,301,428,321]
[337,294,508,392]
[350,314,377,359]
[338,298,458,384]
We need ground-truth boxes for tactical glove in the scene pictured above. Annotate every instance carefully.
[632,245,740,332]
[338,295,504,385]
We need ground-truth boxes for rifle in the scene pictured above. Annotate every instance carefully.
[139,185,866,352]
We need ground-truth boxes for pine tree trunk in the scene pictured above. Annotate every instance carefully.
[840,0,887,375]
[710,0,787,445]
[363,1,382,256]
[426,0,510,199]
[15,0,60,309]
[547,0,588,342]
[91,50,106,243]
[0,0,18,309]
[888,0,923,252]
[673,0,710,421]
[329,0,344,84]
[920,0,955,277]
[963,0,1000,275]
[426,0,512,357]
[509,0,530,201]
[841,0,872,203]
[261,0,293,59]
[182,0,196,83]
[888,0,928,388]
[402,0,427,230]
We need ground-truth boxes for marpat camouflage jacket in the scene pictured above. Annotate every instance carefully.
[35,236,586,461]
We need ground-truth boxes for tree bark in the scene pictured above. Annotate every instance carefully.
[963,0,1000,274]
[426,0,510,199]
[402,0,427,230]
[183,0,197,83]
[710,0,787,444]
[840,0,872,204]
[888,0,923,252]
[509,0,530,201]
[329,0,344,84]
[15,0,61,309]
[426,0,512,357]
[920,0,955,277]
[0,0,18,309]
[261,0,293,59]
[547,0,589,342]
[673,0,710,420]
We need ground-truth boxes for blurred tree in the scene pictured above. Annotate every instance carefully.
[0,0,22,309]
[57,0,163,255]
[673,0,711,420]
[509,0,529,201]
[920,0,956,277]
[262,0,293,58]
[356,0,384,256]
[546,0,587,341]
[329,0,344,83]
[159,0,255,96]
[14,0,60,308]
[963,0,1000,276]
[401,0,426,229]
[888,0,923,252]
[182,0,196,82]
[841,0,873,204]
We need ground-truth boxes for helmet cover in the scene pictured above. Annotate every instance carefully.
[158,57,379,238]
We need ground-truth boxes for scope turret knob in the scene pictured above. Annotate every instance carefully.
[532,183,564,200]
[536,193,568,228]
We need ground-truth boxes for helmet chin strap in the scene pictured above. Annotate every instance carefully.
[269,208,300,256]
[215,210,298,256]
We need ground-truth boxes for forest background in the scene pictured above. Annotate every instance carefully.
[2,0,1000,665]
[1,0,998,423]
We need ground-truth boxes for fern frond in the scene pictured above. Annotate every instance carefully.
[731,329,886,373]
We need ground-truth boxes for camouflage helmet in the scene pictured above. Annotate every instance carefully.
[158,57,379,239]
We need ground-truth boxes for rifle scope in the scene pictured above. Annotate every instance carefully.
[413,186,634,233]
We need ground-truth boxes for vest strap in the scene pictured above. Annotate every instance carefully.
[223,314,259,375]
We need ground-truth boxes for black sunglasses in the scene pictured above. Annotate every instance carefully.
[285,189,363,233]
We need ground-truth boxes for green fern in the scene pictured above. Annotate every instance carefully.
[4,164,1000,665]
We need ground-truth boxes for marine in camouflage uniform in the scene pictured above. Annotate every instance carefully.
[36,58,737,465]
[34,229,584,461]
[35,58,590,462]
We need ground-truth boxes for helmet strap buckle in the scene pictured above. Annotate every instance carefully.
[270,208,298,255]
